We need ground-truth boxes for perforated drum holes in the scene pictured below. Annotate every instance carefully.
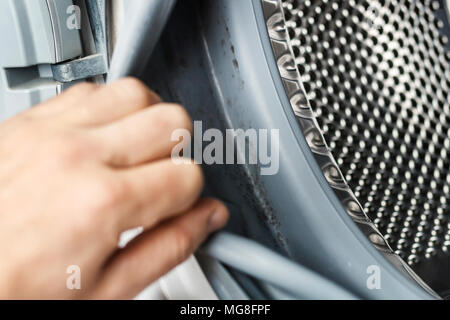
[280,0,450,292]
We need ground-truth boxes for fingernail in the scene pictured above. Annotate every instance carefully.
[207,209,228,233]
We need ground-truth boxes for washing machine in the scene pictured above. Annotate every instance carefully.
[1,0,449,300]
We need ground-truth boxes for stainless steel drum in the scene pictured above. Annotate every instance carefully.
[277,0,450,293]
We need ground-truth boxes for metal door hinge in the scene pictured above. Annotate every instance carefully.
[51,54,108,83]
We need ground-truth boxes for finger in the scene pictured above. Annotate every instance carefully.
[27,82,100,118]
[61,77,161,126]
[114,159,204,232]
[93,103,192,167]
[92,198,229,299]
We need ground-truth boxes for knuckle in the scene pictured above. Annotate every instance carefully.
[162,104,193,132]
[66,210,95,243]
[88,177,129,213]
[70,177,126,249]
[115,77,153,107]
[181,162,204,194]
[163,162,203,210]
[163,162,204,198]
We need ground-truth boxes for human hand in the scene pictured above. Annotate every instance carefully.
[0,78,228,299]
